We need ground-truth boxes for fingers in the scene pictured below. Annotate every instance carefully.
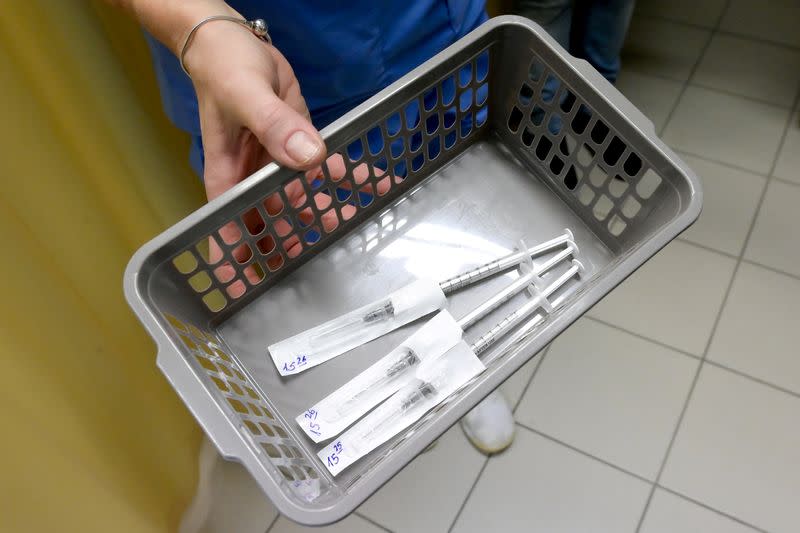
[200,92,270,198]
[244,90,327,171]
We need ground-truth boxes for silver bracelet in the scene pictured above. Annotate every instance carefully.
[179,15,272,77]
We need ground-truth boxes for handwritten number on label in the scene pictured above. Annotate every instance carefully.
[304,410,321,436]
[327,441,344,468]
[283,355,308,373]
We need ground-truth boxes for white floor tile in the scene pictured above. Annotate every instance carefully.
[271,514,383,533]
[708,262,800,394]
[661,365,800,533]
[663,86,790,174]
[721,0,800,48]
[640,489,759,533]
[451,428,651,533]
[744,180,800,277]
[634,0,727,28]
[692,34,800,106]
[622,17,711,81]
[589,240,735,355]
[501,352,542,408]
[773,111,800,184]
[615,71,683,133]
[678,154,766,255]
[516,319,698,480]
[358,425,484,533]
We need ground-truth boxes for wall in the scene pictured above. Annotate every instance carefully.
[0,2,206,531]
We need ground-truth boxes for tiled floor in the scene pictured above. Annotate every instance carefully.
[203,1,800,532]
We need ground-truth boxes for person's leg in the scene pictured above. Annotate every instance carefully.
[570,0,635,84]
[514,0,574,49]
[567,0,635,170]
[515,0,576,136]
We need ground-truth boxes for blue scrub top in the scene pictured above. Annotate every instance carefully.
[145,1,487,173]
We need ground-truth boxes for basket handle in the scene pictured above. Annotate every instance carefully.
[569,57,657,136]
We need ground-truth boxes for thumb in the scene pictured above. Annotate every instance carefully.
[246,91,326,170]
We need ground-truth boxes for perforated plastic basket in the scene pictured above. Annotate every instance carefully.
[124,16,701,526]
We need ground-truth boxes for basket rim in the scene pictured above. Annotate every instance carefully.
[123,14,702,526]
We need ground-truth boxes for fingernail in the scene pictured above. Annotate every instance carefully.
[285,131,322,164]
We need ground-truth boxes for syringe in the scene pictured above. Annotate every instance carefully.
[330,244,577,419]
[470,259,584,356]
[355,375,444,444]
[311,231,573,350]
[438,230,574,294]
[275,231,575,373]
[354,262,583,443]
[331,348,421,420]
[480,285,578,367]
[456,241,577,330]
[309,299,395,349]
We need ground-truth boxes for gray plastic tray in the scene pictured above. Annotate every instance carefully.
[124,16,701,526]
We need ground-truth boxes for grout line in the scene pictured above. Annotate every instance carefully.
[672,148,769,178]
[688,82,796,111]
[512,344,552,414]
[633,356,706,532]
[515,422,654,484]
[674,237,739,261]
[741,257,800,282]
[655,486,771,533]
[716,29,800,54]
[449,297,562,533]
[264,514,281,533]
[520,416,781,533]
[635,21,800,531]
[455,334,692,531]
[772,176,800,189]
[651,9,719,138]
[620,68,687,86]
[632,12,800,53]
[446,457,490,533]
[355,512,396,533]
[673,238,796,278]
[633,2,734,529]
[583,316,702,361]
[515,424,775,532]
[654,88,681,138]
[704,359,800,401]
[632,12,717,32]
[622,63,797,111]
[656,76,795,131]
[586,314,800,400]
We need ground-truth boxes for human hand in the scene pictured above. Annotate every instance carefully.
[182,18,325,200]
[183,18,390,297]
[183,20,326,294]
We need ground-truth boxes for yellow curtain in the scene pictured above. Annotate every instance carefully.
[0,2,207,531]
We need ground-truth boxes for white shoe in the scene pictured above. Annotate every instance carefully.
[460,391,515,454]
